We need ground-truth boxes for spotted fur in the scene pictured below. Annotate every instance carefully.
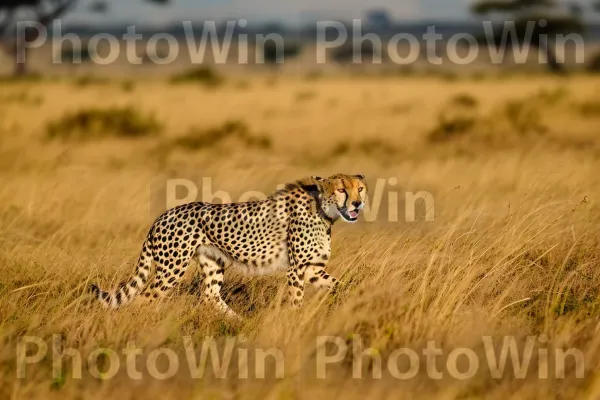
[90,174,368,317]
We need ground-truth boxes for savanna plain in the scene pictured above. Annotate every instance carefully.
[1,71,600,399]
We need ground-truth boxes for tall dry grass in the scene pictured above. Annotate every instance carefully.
[1,74,600,399]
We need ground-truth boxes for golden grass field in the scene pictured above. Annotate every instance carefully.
[1,72,600,399]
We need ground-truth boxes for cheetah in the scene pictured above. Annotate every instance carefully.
[90,173,368,317]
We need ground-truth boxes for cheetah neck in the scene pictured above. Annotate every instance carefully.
[273,178,337,226]
[297,181,337,226]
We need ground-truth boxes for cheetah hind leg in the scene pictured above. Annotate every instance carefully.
[140,251,193,303]
[197,251,240,320]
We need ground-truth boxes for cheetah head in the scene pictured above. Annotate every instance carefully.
[319,174,368,223]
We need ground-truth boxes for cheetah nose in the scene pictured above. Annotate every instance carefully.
[351,201,362,208]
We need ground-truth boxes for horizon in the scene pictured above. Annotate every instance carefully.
[63,0,476,26]
[57,0,600,28]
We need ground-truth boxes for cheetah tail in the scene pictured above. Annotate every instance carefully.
[89,237,154,309]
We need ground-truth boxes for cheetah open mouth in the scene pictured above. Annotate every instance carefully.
[339,207,360,222]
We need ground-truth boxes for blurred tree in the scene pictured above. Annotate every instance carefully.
[0,0,81,75]
[261,40,303,65]
[365,9,393,30]
[0,0,168,76]
[88,1,107,13]
[470,0,587,73]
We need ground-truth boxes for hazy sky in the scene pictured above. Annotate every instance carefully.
[68,0,475,25]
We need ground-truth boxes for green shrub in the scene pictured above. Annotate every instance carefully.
[502,100,547,135]
[468,72,487,82]
[0,91,42,105]
[586,51,600,73]
[428,114,476,143]
[451,93,479,108]
[0,73,43,83]
[171,67,224,87]
[73,75,110,87]
[388,103,412,115]
[121,80,135,92]
[265,77,278,87]
[332,42,381,64]
[330,139,398,158]
[331,142,350,156]
[261,40,303,64]
[305,70,324,81]
[235,81,250,90]
[428,95,479,143]
[171,120,271,151]
[59,46,94,63]
[295,90,317,102]
[439,71,459,82]
[535,86,569,105]
[577,100,600,118]
[357,138,398,157]
[46,106,162,140]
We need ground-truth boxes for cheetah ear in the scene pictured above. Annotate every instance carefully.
[300,177,324,199]
[301,184,321,197]
[354,174,368,191]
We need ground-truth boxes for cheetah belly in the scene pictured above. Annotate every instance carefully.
[232,242,290,276]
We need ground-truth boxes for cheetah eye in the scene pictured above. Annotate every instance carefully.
[337,189,345,194]
[358,187,364,192]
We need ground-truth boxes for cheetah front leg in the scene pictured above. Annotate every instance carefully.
[286,221,337,307]
[305,265,339,290]
[287,263,307,308]
[197,253,239,319]
[287,263,339,307]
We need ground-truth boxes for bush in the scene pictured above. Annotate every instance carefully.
[304,70,324,81]
[577,100,600,118]
[428,95,479,143]
[260,40,303,64]
[586,51,600,73]
[295,90,317,102]
[332,42,382,63]
[502,100,547,135]
[171,120,271,151]
[121,80,135,92]
[46,106,162,140]
[330,139,399,158]
[427,89,559,147]
[73,75,110,87]
[0,73,43,83]
[59,46,94,64]
[535,86,569,105]
[171,67,224,87]
[331,142,350,156]
[428,114,476,143]
[357,138,398,157]
[0,90,42,105]
[451,93,479,108]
